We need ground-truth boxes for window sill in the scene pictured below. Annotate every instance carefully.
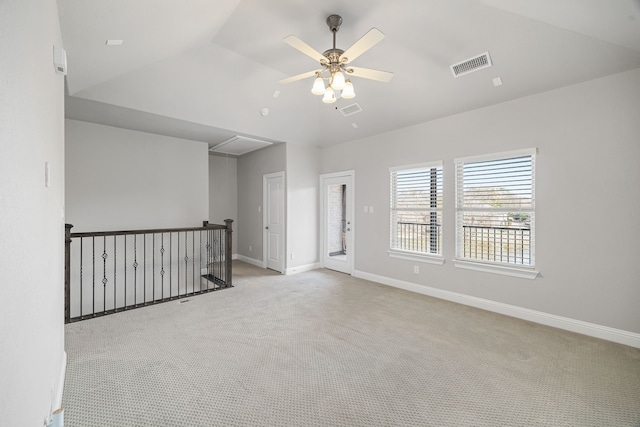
[453,259,538,280]
[388,250,445,266]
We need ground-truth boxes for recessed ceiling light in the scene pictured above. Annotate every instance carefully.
[492,77,503,87]
[105,40,123,46]
[260,108,269,117]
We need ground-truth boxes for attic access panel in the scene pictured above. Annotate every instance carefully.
[209,136,272,156]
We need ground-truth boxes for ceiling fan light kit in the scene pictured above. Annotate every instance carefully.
[280,14,393,105]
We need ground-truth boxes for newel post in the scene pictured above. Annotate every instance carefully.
[64,224,73,324]
[224,219,233,287]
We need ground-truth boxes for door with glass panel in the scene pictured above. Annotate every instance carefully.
[321,172,354,274]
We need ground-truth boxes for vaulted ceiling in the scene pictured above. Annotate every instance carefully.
[58,0,640,149]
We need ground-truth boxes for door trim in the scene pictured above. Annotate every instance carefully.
[263,171,285,273]
[320,170,355,274]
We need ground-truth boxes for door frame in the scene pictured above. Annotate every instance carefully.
[263,171,286,273]
[320,170,355,274]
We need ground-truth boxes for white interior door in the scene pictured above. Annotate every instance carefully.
[264,172,285,273]
[321,172,354,274]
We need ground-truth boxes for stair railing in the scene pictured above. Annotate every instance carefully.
[64,220,233,323]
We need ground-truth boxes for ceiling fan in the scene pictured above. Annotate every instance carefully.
[279,14,394,104]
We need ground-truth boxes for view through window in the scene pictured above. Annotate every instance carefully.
[455,149,535,267]
[390,162,443,256]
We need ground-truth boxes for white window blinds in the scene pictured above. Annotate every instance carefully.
[390,163,443,255]
[455,149,536,266]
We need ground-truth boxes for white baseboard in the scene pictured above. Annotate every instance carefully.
[232,253,238,260]
[236,254,263,268]
[55,351,66,410]
[353,270,640,349]
[285,262,320,275]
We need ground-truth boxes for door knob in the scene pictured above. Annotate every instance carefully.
[347,228,351,231]
[265,226,269,230]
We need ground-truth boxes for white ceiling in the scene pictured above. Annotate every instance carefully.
[58,0,640,149]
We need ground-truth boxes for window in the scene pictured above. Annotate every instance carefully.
[454,149,536,273]
[390,162,443,258]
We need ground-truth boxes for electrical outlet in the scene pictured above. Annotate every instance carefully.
[413,265,419,274]
[369,205,374,213]
[249,245,252,252]
[291,252,296,259]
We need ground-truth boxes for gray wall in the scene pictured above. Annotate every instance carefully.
[209,154,238,253]
[237,143,286,262]
[286,143,320,270]
[66,120,209,231]
[0,0,66,424]
[320,68,640,334]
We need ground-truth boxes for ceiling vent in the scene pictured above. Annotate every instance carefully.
[209,135,272,156]
[450,51,492,77]
[339,103,363,117]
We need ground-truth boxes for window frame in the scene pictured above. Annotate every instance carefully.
[389,161,444,265]
[453,148,539,279]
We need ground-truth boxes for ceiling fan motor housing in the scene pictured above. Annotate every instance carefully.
[326,15,342,32]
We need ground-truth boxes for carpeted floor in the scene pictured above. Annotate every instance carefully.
[62,261,640,426]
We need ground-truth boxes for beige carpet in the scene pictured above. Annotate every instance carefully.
[62,261,640,426]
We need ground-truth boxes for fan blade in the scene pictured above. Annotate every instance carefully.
[283,35,327,63]
[347,66,394,83]
[279,70,321,85]
[340,28,385,64]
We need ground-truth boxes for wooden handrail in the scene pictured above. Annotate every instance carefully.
[69,223,227,239]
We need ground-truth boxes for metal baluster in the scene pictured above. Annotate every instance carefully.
[463,227,467,258]
[134,234,138,306]
[152,233,156,303]
[191,232,194,294]
[177,232,180,297]
[160,232,165,300]
[143,234,146,305]
[214,230,218,286]
[199,230,203,292]
[413,223,416,252]
[216,229,220,286]
[92,237,95,317]
[485,228,489,260]
[114,235,117,312]
[209,229,213,288]
[80,238,83,319]
[123,235,126,311]
[205,229,209,290]
[474,228,478,259]
[102,236,107,315]
[184,231,189,295]
[492,228,496,262]
[220,229,224,287]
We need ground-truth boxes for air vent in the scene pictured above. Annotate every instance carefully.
[450,52,492,77]
[339,103,363,117]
